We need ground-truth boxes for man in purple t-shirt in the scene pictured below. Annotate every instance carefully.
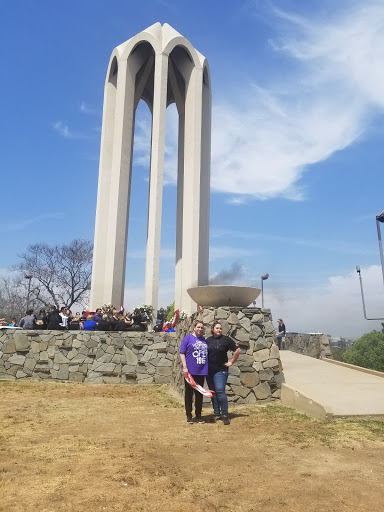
[179,320,208,424]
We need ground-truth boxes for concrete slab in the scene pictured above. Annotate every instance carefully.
[280,350,384,420]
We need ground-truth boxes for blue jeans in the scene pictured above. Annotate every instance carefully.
[206,371,229,417]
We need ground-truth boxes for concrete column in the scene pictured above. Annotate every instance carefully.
[175,112,185,309]
[90,62,118,309]
[180,66,210,314]
[144,52,169,313]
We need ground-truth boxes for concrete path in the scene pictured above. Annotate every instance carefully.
[279,350,384,419]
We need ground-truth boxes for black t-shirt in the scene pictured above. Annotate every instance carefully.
[278,323,286,334]
[206,335,240,375]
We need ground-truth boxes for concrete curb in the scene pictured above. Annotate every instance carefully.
[281,384,333,420]
[321,357,384,379]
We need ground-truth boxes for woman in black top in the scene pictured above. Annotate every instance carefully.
[206,322,241,425]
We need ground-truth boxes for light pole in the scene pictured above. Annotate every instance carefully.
[261,273,269,309]
[376,210,384,289]
[25,272,32,311]
[356,210,384,321]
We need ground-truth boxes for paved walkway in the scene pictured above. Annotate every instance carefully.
[280,350,384,419]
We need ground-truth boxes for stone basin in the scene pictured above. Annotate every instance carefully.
[187,285,261,308]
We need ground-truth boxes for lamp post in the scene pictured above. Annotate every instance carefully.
[25,272,32,311]
[261,273,269,309]
[376,210,384,289]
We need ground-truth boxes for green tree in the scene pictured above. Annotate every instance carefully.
[343,331,384,372]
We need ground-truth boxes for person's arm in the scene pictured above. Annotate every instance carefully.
[180,353,188,374]
[225,347,241,367]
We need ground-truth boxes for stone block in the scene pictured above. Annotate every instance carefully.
[54,352,70,364]
[123,346,138,365]
[68,365,79,372]
[57,365,69,380]
[259,369,274,381]
[253,382,271,400]
[264,321,275,335]
[68,372,85,382]
[251,314,264,324]
[38,351,48,362]
[146,364,156,375]
[8,354,26,366]
[154,375,169,384]
[232,328,249,344]
[38,341,48,351]
[72,339,82,349]
[16,370,27,379]
[14,333,30,352]
[270,345,280,359]
[227,374,241,386]
[85,340,98,349]
[157,358,172,367]
[230,384,250,398]
[23,357,36,371]
[99,353,113,364]
[94,363,116,373]
[148,342,167,352]
[2,339,16,354]
[228,365,240,376]
[255,337,269,351]
[122,365,136,374]
[262,359,279,369]
[47,346,55,358]
[228,313,239,325]
[102,376,121,384]
[216,308,229,319]
[111,338,124,349]
[156,366,172,376]
[250,325,263,341]
[246,339,255,356]
[202,309,215,325]
[239,316,251,332]
[240,372,260,388]
[253,348,270,362]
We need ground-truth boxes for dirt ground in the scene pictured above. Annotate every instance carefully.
[0,381,383,512]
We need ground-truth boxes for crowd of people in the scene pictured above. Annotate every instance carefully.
[12,307,154,332]
[4,306,180,333]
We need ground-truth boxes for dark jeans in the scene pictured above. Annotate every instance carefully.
[276,334,284,350]
[206,371,229,417]
[184,374,205,419]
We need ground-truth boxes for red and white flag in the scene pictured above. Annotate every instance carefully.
[184,372,214,398]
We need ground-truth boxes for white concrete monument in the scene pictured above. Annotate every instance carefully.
[90,23,211,315]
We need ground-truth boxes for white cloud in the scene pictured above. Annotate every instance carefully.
[0,213,65,233]
[264,264,384,337]
[52,121,88,140]
[210,1,384,199]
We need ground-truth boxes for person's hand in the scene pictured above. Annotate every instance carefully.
[182,366,188,374]
[225,361,233,367]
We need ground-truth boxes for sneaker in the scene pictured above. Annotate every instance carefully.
[196,417,205,424]
[214,414,221,422]
[222,416,230,425]
[186,417,194,424]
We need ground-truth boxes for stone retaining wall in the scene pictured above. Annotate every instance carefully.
[0,307,285,406]
[172,307,284,404]
[284,332,332,359]
[0,330,177,384]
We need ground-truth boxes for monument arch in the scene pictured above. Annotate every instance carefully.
[90,23,211,315]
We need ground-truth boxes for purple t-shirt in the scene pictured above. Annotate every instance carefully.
[180,334,208,376]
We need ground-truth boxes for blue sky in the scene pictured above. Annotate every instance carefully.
[2,0,384,336]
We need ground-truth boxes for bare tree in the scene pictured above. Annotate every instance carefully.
[13,239,93,309]
[0,275,36,321]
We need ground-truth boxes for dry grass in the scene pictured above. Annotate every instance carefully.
[0,381,383,512]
